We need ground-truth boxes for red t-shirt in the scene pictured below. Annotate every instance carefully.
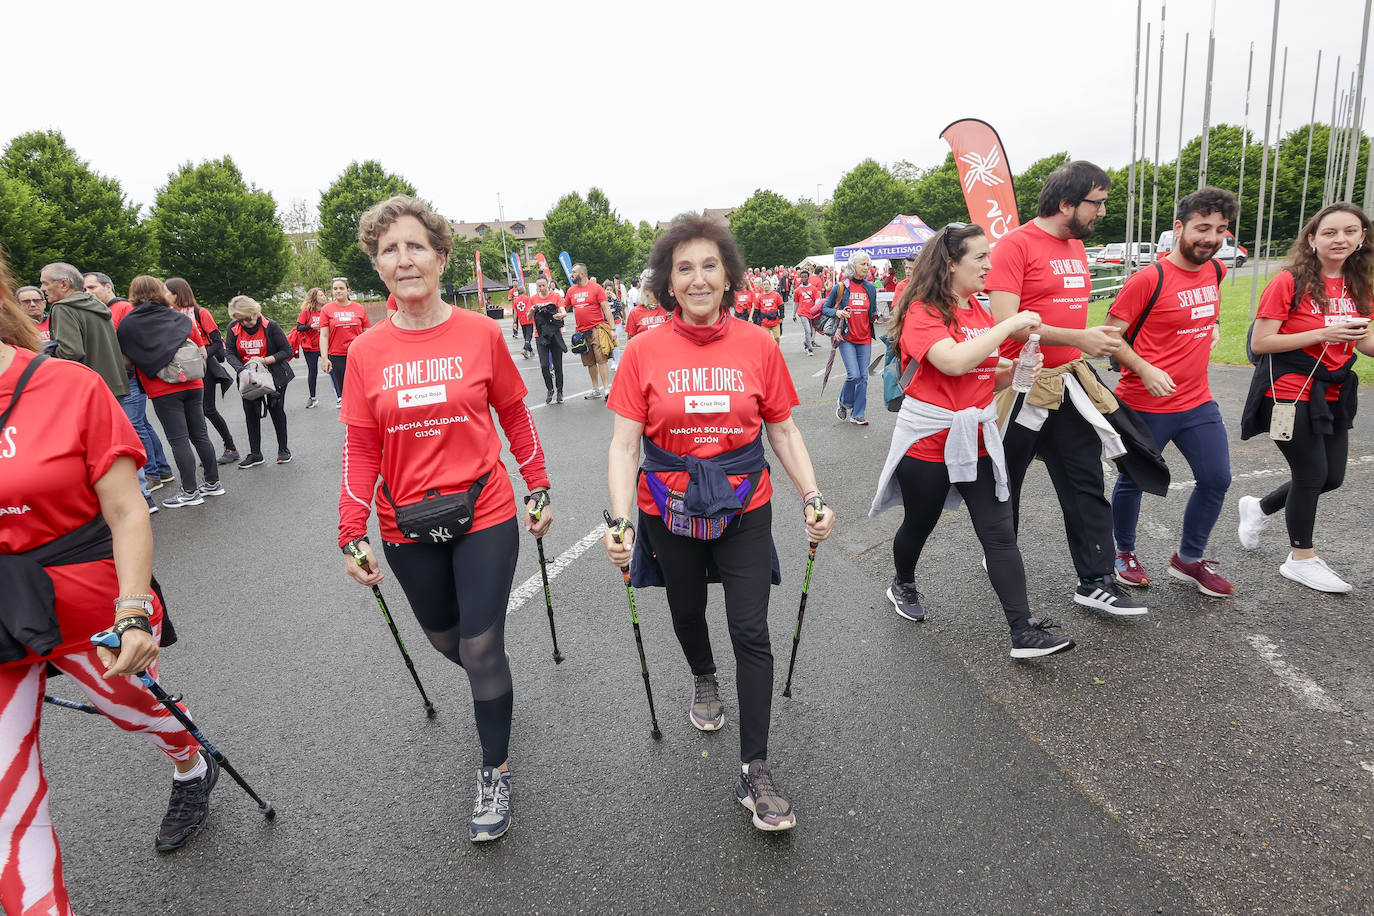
[985,221,1091,368]
[137,315,207,399]
[512,294,534,325]
[321,300,371,356]
[35,318,50,342]
[233,320,271,363]
[607,317,799,515]
[339,308,525,541]
[809,275,824,292]
[837,281,874,344]
[755,291,784,327]
[566,283,608,333]
[893,279,908,303]
[1108,259,1226,412]
[0,348,165,667]
[626,304,669,337]
[732,290,756,318]
[529,291,564,314]
[900,297,999,461]
[107,299,133,327]
[1257,271,1366,401]
[296,306,324,351]
[793,285,820,319]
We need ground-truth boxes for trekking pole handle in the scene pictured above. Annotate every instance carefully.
[345,538,372,573]
[526,489,551,522]
[89,630,155,687]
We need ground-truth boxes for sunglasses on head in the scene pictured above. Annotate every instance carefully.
[943,222,969,258]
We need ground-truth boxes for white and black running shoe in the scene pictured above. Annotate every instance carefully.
[886,578,926,622]
[469,766,511,842]
[1074,580,1148,616]
[1010,617,1075,658]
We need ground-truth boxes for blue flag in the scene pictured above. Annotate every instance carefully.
[509,253,525,292]
[558,251,575,286]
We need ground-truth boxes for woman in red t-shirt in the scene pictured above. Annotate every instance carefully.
[320,277,371,408]
[167,277,240,466]
[295,287,327,407]
[116,276,223,508]
[0,277,213,916]
[337,196,551,843]
[604,214,834,833]
[1238,203,1374,594]
[226,296,294,467]
[869,223,1070,658]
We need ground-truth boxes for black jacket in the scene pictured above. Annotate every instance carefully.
[1105,399,1171,496]
[1240,349,1359,440]
[533,302,568,351]
[115,301,193,378]
[226,317,295,391]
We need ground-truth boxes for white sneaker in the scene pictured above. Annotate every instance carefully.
[1279,554,1353,593]
[1237,496,1271,550]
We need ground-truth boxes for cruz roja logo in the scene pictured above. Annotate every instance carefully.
[429,526,453,542]
[959,147,1006,189]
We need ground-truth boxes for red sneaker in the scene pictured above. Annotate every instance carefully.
[1167,554,1236,597]
[1113,551,1151,587]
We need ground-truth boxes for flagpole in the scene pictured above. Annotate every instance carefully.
[1344,0,1372,200]
[1233,42,1255,285]
[1264,47,1289,269]
[496,193,512,285]
[1298,51,1323,229]
[1150,2,1166,259]
[1138,21,1153,259]
[1125,0,1143,277]
[1173,32,1191,218]
[1323,58,1342,205]
[1249,0,1281,320]
[1197,0,1218,188]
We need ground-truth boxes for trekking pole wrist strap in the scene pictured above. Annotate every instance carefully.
[342,537,370,561]
[803,495,826,521]
[526,489,551,520]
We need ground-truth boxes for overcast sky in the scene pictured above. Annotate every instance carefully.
[8,0,1371,227]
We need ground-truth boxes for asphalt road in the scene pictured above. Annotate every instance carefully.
[37,314,1373,915]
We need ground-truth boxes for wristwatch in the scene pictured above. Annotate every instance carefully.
[112,615,154,640]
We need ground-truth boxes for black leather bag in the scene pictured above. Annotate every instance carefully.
[382,472,491,544]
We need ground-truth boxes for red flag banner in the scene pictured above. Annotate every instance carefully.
[939,119,1020,248]
[535,252,553,281]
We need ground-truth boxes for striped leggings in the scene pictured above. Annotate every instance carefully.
[1,644,200,916]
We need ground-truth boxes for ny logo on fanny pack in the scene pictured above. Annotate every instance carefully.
[429,526,453,542]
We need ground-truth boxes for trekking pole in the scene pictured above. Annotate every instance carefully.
[89,630,276,819]
[603,510,662,741]
[528,493,564,664]
[347,541,437,718]
[782,512,825,698]
[44,695,99,714]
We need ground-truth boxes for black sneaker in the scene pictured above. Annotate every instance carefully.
[556,391,563,404]
[736,760,796,831]
[155,754,219,852]
[217,449,240,466]
[1074,579,1148,616]
[276,449,292,464]
[1010,617,1075,658]
[886,578,925,621]
[545,389,554,405]
[238,453,265,469]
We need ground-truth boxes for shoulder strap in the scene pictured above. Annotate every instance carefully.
[1124,261,1167,347]
[0,354,49,431]
[1285,266,1302,312]
[1211,258,1223,285]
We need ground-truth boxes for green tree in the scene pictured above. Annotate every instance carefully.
[729,189,809,267]
[443,235,478,289]
[279,198,336,294]
[0,174,53,283]
[824,159,906,247]
[537,188,636,280]
[1014,152,1070,224]
[318,161,416,291]
[794,198,829,255]
[1,130,149,287]
[626,220,661,276]
[904,153,968,228]
[149,157,291,306]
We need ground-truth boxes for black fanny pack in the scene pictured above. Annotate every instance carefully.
[383,472,491,544]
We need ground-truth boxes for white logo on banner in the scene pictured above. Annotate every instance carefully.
[959,147,1006,189]
[685,395,730,414]
[398,385,447,408]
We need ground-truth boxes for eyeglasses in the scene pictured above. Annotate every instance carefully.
[943,222,968,258]
[1078,197,1108,211]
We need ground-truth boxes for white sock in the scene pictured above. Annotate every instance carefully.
[174,754,207,781]
[741,763,750,775]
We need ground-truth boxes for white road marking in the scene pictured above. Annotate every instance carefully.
[1245,634,1342,714]
[507,524,606,615]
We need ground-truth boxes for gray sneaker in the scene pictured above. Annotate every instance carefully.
[736,760,796,831]
[469,766,511,842]
[886,578,925,621]
[689,674,724,731]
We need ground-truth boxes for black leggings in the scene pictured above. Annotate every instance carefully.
[1259,399,1350,550]
[303,349,320,398]
[639,503,774,763]
[893,455,1032,633]
[383,517,518,767]
[328,353,348,399]
[241,388,290,455]
[150,389,219,491]
[536,338,564,394]
[521,324,534,350]
[202,379,235,452]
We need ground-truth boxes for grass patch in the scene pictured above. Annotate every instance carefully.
[1088,270,1374,387]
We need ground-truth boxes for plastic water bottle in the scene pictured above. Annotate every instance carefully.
[1012,334,1040,393]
